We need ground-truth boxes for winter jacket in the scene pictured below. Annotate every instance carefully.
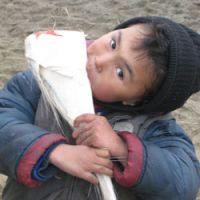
[0,70,199,200]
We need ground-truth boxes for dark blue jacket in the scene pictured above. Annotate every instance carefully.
[0,70,199,200]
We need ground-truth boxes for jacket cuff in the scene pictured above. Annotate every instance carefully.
[16,133,68,188]
[113,132,144,187]
[31,141,66,182]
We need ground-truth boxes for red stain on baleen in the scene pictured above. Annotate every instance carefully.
[35,30,63,38]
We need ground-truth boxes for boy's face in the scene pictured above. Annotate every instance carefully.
[86,24,154,104]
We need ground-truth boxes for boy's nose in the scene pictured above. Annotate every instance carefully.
[95,54,113,73]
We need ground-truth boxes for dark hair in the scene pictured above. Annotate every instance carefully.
[135,23,170,104]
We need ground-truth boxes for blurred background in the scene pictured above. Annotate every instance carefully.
[0,0,200,199]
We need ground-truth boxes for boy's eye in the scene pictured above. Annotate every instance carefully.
[110,39,116,49]
[116,67,124,80]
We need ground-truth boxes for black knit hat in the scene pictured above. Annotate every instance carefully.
[95,16,200,114]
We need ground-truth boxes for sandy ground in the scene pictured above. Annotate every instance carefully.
[0,0,200,199]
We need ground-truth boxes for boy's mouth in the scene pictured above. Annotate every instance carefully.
[86,59,93,81]
[86,54,96,70]
[86,61,95,71]
[86,57,97,86]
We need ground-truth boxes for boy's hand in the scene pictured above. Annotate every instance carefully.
[73,114,128,164]
[49,144,113,184]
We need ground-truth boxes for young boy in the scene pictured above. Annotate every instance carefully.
[0,16,199,200]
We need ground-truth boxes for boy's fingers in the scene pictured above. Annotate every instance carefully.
[94,164,113,177]
[72,123,88,138]
[83,172,98,185]
[74,114,95,128]
[95,148,111,158]
[77,133,94,145]
[72,129,80,138]
[95,157,113,169]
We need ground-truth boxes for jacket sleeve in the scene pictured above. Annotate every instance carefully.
[113,119,200,200]
[0,70,68,187]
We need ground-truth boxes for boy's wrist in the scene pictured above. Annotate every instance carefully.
[113,132,144,187]
[111,134,128,166]
[49,143,68,165]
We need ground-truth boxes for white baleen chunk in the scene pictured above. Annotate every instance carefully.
[25,30,93,126]
[25,30,117,200]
